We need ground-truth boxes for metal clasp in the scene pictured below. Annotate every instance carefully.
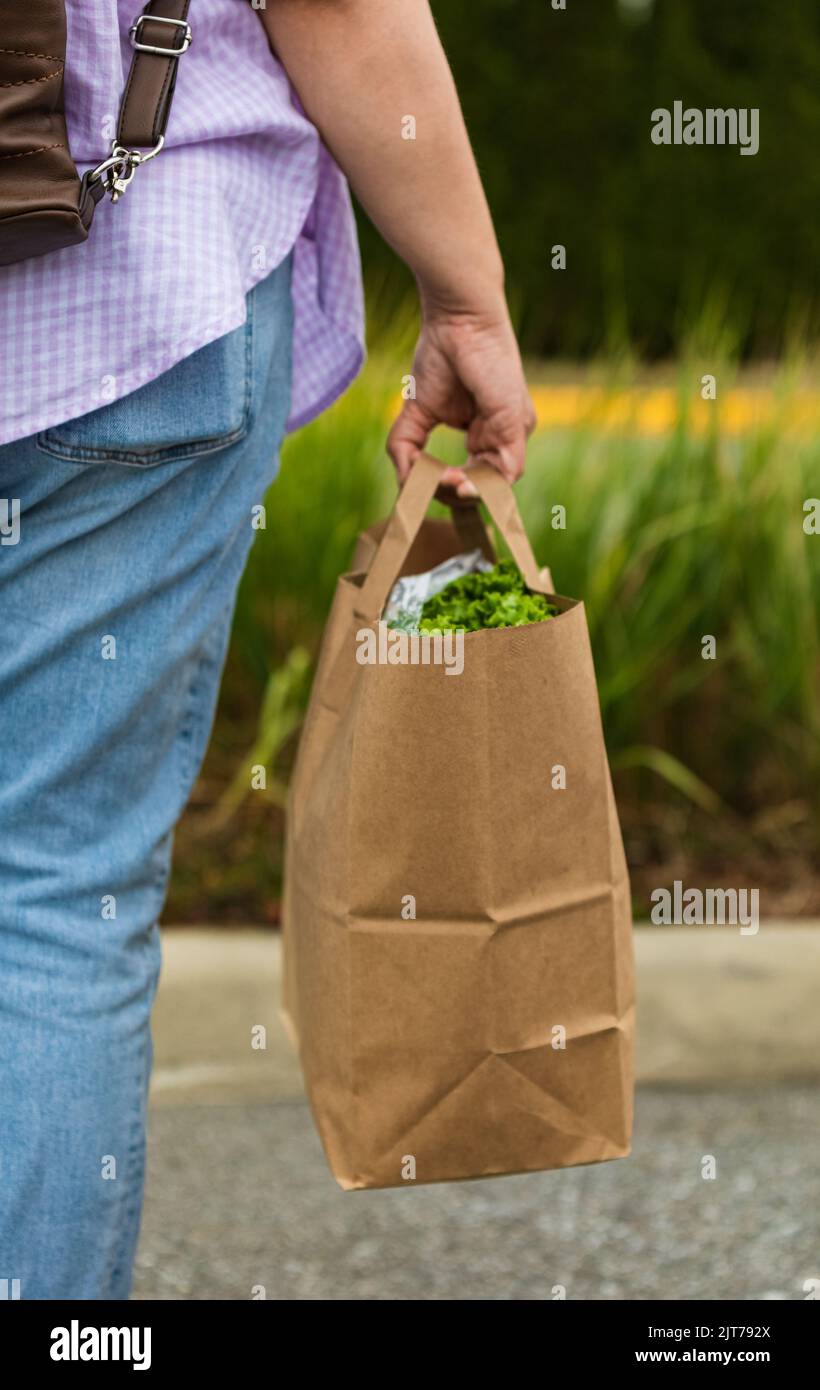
[129,13,192,57]
[87,136,165,202]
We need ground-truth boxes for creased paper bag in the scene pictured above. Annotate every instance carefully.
[282,454,635,1189]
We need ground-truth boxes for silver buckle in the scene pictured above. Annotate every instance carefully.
[129,13,192,57]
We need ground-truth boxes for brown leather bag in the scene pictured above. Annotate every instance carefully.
[0,1,192,268]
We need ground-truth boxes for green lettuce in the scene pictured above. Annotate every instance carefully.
[416,559,557,633]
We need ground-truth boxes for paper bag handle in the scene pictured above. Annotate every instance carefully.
[355,453,550,622]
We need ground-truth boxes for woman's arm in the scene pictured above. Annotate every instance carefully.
[258,0,535,494]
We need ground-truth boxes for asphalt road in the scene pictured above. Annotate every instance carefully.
[133,1084,819,1301]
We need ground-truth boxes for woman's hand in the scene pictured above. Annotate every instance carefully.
[387,302,537,499]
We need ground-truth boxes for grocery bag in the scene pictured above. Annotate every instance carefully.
[282,453,634,1189]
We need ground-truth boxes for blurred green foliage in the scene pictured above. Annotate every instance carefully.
[167,341,820,922]
[357,0,820,356]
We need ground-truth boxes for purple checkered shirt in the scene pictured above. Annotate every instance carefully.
[0,0,365,446]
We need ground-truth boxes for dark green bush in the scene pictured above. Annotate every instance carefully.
[359,0,820,357]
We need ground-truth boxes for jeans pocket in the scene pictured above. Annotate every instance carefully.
[36,298,255,468]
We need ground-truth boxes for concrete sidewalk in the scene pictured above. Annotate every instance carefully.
[136,926,820,1300]
[150,923,820,1107]
[134,1084,820,1300]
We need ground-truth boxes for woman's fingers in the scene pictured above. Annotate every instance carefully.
[387,320,537,490]
[387,399,434,483]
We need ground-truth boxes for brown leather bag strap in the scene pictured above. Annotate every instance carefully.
[118,1,192,150]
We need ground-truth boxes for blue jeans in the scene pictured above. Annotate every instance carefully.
[0,259,293,1299]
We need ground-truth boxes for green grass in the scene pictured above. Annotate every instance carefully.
[165,343,820,923]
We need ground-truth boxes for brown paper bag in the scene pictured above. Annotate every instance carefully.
[282,454,634,1190]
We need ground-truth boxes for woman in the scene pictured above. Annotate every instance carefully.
[0,0,534,1298]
